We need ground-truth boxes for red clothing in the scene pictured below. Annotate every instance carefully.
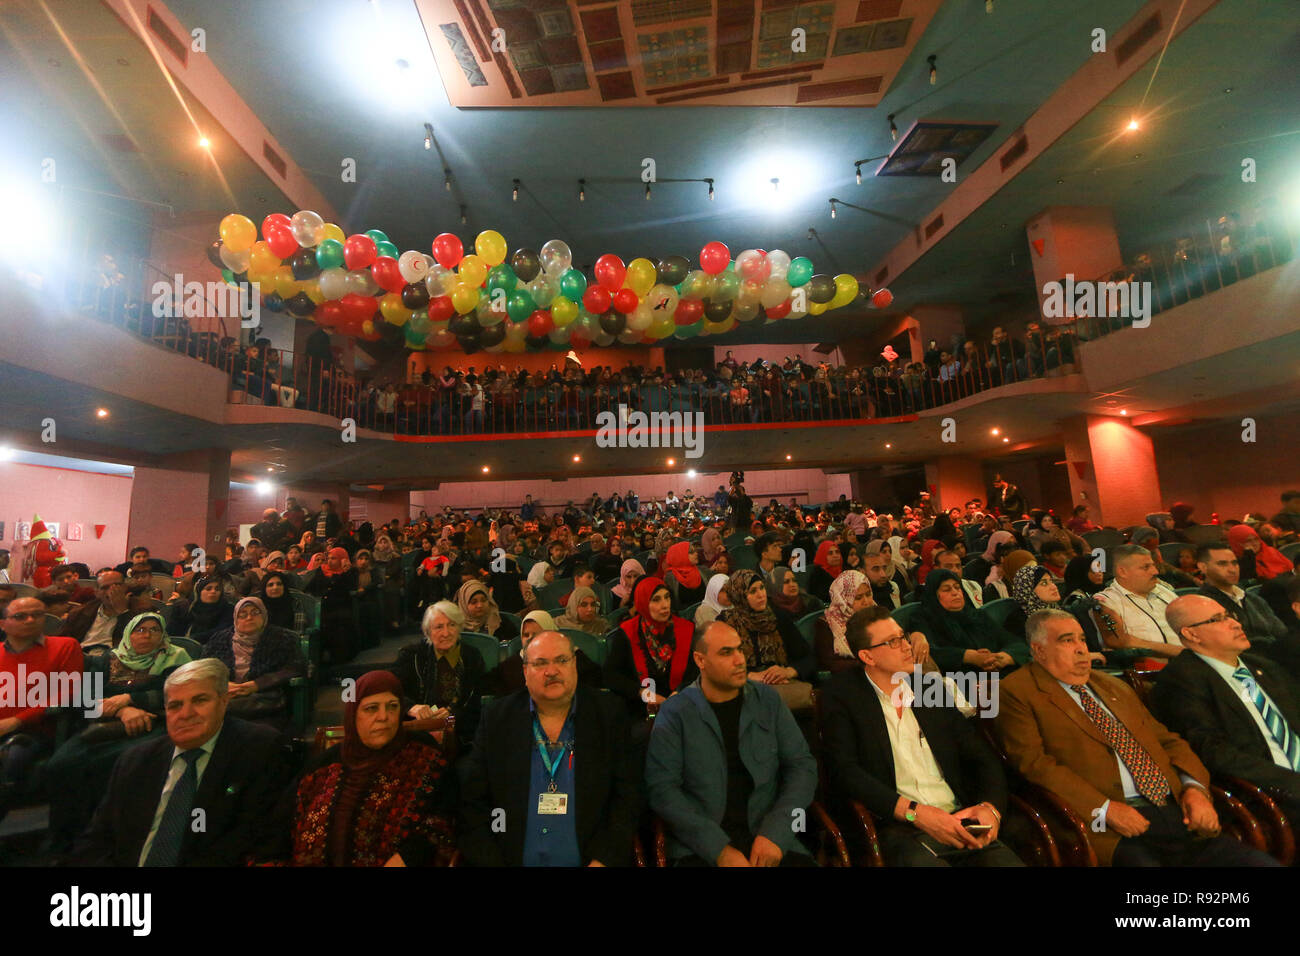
[420,555,449,577]
[1066,517,1099,534]
[1,635,84,727]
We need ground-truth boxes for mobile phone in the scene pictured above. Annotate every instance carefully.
[961,818,992,833]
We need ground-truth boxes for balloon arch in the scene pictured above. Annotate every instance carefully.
[211,210,892,353]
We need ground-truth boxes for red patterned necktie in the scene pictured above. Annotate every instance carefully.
[1070,684,1170,805]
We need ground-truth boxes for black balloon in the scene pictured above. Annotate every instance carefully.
[656,255,689,286]
[703,298,731,322]
[448,313,481,337]
[806,274,836,304]
[400,282,430,310]
[598,309,626,334]
[456,331,481,353]
[524,335,549,350]
[206,240,225,269]
[262,292,285,313]
[510,248,541,283]
[289,249,320,281]
[285,291,316,316]
[479,323,507,347]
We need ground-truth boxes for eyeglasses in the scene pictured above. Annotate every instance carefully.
[867,635,910,651]
[1185,612,1232,628]
[132,624,163,634]
[236,607,265,618]
[526,655,574,670]
[6,611,44,621]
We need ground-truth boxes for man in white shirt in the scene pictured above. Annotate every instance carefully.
[1151,595,1300,816]
[1094,544,1182,660]
[821,606,1020,866]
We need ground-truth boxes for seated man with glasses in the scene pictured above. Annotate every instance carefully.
[1151,595,1300,820]
[61,571,141,653]
[0,597,85,823]
[821,606,1022,866]
[457,630,640,866]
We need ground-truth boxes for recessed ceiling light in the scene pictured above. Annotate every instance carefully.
[666,458,676,467]
[1126,118,1140,131]
[885,443,892,449]
[990,427,1000,435]
[395,58,410,70]
[1120,409,1127,415]
[571,454,581,463]
[1002,437,1009,443]
[785,454,792,460]
[198,135,211,148]
[481,465,490,473]
[266,466,274,472]
[687,469,697,479]
[95,408,109,418]
[0,446,13,461]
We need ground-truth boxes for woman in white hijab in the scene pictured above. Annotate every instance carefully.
[693,573,732,628]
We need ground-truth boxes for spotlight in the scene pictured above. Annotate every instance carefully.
[687,469,697,479]
[1127,118,1140,131]
[1120,409,1128,416]
[256,480,273,495]
[707,179,714,201]
[578,179,586,202]
[423,123,433,150]
[96,408,109,419]
[855,163,862,185]
[771,177,779,192]
[198,135,211,148]
[888,114,898,141]
[829,199,837,220]
[645,183,651,200]
[0,446,13,461]
[512,179,520,201]
[444,168,452,191]
[928,55,937,84]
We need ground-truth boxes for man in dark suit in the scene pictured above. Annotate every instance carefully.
[457,630,640,866]
[996,608,1277,866]
[1152,595,1300,814]
[1195,544,1288,648]
[822,606,1021,866]
[76,658,293,866]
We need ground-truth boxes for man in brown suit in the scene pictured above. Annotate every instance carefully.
[996,608,1277,866]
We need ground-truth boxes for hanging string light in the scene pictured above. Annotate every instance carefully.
[928,55,937,84]
[889,114,898,141]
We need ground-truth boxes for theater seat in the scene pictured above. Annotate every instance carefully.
[979,597,1019,630]
[459,631,504,671]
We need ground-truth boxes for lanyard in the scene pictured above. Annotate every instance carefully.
[532,716,571,793]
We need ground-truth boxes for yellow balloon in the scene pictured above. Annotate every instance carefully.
[624,257,656,297]
[551,295,578,327]
[321,222,345,244]
[219,213,257,253]
[300,277,324,304]
[808,299,829,315]
[474,230,507,267]
[380,293,412,325]
[450,282,480,314]
[362,320,376,337]
[248,240,278,273]
[458,254,488,288]
[245,265,275,290]
[830,273,860,309]
[648,314,675,339]
[273,265,300,299]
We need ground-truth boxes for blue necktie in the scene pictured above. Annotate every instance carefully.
[1233,665,1300,771]
[143,749,204,867]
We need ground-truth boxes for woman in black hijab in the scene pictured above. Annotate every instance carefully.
[258,571,299,631]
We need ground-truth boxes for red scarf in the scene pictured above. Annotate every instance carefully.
[622,577,692,691]
[662,542,702,590]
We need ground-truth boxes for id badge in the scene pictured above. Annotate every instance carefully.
[537,792,569,815]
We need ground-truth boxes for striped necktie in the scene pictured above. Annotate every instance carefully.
[143,749,204,867]
[1070,684,1171,805]
[1233,665,1300,771]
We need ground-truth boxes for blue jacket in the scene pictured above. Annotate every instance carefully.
[645,679,818,863]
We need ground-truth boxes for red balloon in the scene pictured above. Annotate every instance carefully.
[593,253,626,292]
[261,213,291,238]
[699,240,730,275]
[431,232,464,269]
[370,256,405,294]
[316,300,344,329]
[871,288,894,309]
[340,292,377,325]
[582,286,612,313]
[612,288,638,314]
[765,298,792,319]
[527,309,554,337]
[673,297,703,326]
[264,225,298,260]
[428,295,455,322]
[343,235,378,271]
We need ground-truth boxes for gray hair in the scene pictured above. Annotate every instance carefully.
[164,658,229,695]
[422,600,464,636]
[1112,544,1150,567]
[519,629,574,661]
[1025,608,1080,646]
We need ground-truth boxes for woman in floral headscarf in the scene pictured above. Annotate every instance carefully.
[814,570,872,674]
[718,569,815,711]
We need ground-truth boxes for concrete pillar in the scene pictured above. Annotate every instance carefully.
[127,448,231,559]
[1025,206,1123,320]
[1061,414,1161,528]
[924,456,985,514]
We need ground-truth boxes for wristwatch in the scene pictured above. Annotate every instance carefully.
[905,800,918,823]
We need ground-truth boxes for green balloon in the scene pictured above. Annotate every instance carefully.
[221,267,236,285]
[315,238,345,270]
[375,240,399,260]
[404,324,428,347]
[558,268,587,300]
[487,264,518,296]
[715,270,740,302]
[506,289,536,323]
[365,229,390,246]
[787,257,813,287]
[673,319,704,339]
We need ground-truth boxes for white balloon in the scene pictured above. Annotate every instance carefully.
[548,326,571,344]
[219,246,250,273]
[627,302,654,331]
[290,210,325,248]
[593,331,615,347]
[398,250,430,284]
[760,278,792,308]
[318,268,348,300]
[345,269,379,296]
[527,274,557,308]
[766,249,791,281]
[539,239,572,276]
